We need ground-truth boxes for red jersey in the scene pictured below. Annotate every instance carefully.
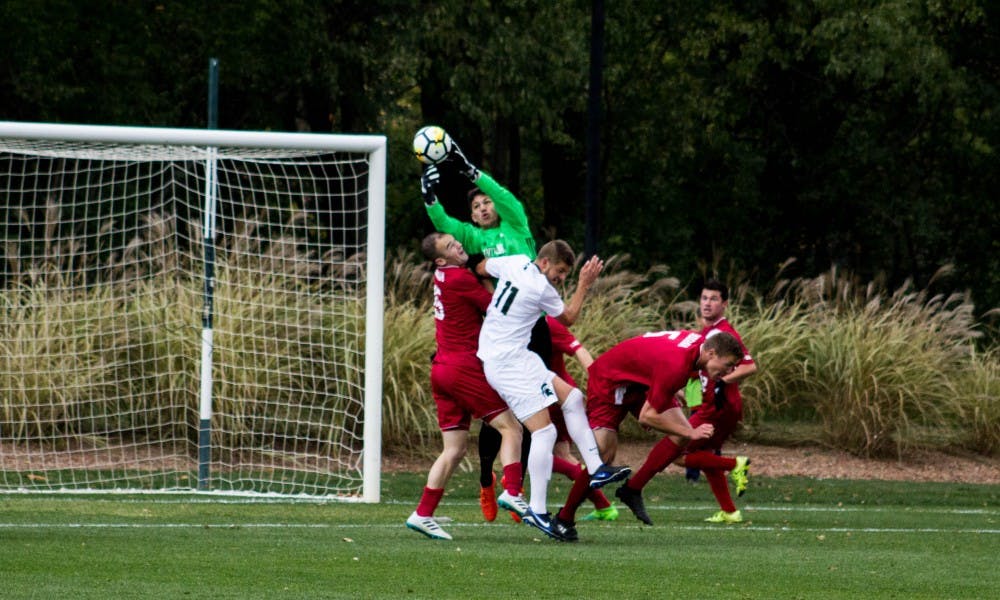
[695,317,753,413]
[699,317,752,366]
[587,330,704,413]
[432,265,492,359]
[545,315,581,386]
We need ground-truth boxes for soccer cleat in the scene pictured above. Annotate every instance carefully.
[704,509,743,524]
[580,505,620,522]
[552,514,579,542]
[730,456,751,497]
[500,475,524,523]
[522,508,568,541]
[497,491,529,519]
[615,483,653,525]
[589,463,632,489]
[479,472,498,522]
[406,512,453,540]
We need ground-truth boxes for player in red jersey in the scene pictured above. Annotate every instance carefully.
[543,317,618,522]
[618,278,758,524]
[405,232,529,540]
[553,330,743,528]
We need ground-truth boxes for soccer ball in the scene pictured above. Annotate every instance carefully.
[413,125,453,165]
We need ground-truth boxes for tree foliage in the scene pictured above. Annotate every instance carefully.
[0,0,996,320]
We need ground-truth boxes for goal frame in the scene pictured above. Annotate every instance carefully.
[0,121,386,502]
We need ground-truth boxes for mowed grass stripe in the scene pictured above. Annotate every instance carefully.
[3,521,998,534]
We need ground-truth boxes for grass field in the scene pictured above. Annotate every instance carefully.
[2,471,998,599]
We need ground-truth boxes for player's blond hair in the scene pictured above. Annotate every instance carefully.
[537,239,575,267]
[703,331,742,361]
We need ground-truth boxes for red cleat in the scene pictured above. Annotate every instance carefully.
[479,472,498,522]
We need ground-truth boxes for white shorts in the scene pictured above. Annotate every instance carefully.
[481,350,558,422]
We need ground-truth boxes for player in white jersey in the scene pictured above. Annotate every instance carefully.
[475,239,630,541]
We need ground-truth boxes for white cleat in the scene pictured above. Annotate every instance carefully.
[405,511,453,540]
[497,491,529,518]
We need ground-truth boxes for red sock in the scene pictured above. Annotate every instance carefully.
[416,486,445,517]
[501,462,523,495]
[685,450,736,471]
[552,456,608,508]
[552,455,581,479]
[704,469,737,513]
[627,437,683,491]
[557,465,591,523]
[589,489,611,510]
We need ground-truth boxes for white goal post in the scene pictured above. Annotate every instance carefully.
[0,121,385,501]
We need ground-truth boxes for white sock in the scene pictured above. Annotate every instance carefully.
[527,423,557,513]
[561,388,603,474]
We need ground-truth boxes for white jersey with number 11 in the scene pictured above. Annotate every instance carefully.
[477,255,564,362]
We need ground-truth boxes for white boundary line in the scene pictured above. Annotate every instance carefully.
[18,497,999,516]
[1,522,998,534]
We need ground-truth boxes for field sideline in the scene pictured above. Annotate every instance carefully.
[2,472,998,599]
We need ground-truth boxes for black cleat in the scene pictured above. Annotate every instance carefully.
[615,482,653,525]
[524,509,568,541]
[552,514,579,542]
[590,463,632,490]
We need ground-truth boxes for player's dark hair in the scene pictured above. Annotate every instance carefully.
[702,331,742,360]
[420,232,444,261]
[467,187,486,205]
[703,277,729,302]
[537,239,575,267]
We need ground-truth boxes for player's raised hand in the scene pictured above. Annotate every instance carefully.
[446,138,480,182]
[420,164,440,205]
[577,255,604,289]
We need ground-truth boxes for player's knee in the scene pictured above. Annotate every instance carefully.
[531,422,558,447]
[561,387,585,411]
[441,443,467,464]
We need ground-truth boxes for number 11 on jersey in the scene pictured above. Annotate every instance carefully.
[494,280,519,315]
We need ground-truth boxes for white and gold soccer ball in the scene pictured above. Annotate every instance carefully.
[412,125,453,164]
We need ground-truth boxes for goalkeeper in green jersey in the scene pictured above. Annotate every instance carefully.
[422,150,536,261]
[420,137,544,523]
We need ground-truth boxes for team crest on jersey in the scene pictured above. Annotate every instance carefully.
[540,382,555,398]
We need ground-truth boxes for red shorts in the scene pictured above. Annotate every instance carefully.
[431,354,509,431]
[585,378,654,431]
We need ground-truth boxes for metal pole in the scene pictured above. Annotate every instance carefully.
[585,0,605,259]
[198,57,219,491]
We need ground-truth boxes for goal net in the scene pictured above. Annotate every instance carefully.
[0,122,385,501]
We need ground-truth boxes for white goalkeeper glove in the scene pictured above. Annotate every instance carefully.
[448,139,480,182]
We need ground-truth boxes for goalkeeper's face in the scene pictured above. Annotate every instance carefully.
[470,194,499,228]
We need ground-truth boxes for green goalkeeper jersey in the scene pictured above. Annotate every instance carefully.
[425,171,536,259]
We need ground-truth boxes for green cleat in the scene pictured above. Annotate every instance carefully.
[704,509,743,524]
[730,456,750,497]
[580,505,620,522]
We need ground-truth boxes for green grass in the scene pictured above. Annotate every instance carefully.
[2,472,998,599]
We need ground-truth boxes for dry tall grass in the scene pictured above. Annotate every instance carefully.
[738,266,991,457]
[2,217,996,460]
